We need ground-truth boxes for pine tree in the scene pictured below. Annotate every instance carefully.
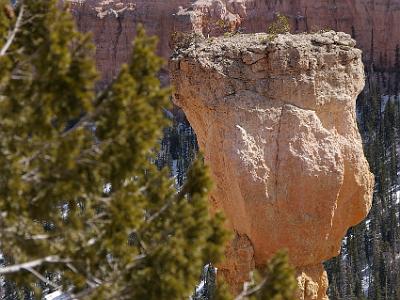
[394,44,400,98]
[0,1,228,299]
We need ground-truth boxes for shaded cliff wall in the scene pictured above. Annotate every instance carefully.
[68,0,192,85]
[68,0,400,85]
[239,0,400,67]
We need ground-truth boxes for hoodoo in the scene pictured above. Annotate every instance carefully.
[170,32,374,299]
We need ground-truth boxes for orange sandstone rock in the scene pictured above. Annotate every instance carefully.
[170,32,374,299]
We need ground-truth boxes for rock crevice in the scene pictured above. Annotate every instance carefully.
[170,32,374,299]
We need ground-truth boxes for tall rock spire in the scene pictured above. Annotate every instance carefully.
[170,31,374,299]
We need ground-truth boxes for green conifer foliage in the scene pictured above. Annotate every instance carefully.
[0,1,228,299]
[229,251,297,300]
[252,251,297,300]
[266,13,291,42]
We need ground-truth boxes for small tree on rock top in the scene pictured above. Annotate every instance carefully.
[267,13,291,41]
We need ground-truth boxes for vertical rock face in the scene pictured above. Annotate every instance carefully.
[169,32,374,299]
[67,0,193,85]
[67,0,400,85]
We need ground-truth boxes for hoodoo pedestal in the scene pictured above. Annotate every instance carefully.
[170,32,374,299]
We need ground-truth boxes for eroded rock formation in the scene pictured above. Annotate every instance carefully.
[169,32,374,299]
[67,0,400,85]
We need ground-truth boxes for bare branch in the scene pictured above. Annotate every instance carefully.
[234,276,268,300]
[25,234,50,241]
[0,4,25,57]
[145,199,174,224]
[70,285,98,300]
[0,256,71,275]
[61,85,113,138]
[25,267,59,289]
[66,263,79,273]
[60,112,93,138]
[125,254,146,270]
[145,185,187,224]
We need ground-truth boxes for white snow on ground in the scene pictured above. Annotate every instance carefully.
[381,95,391,112]
[103,183,111,193]
[380,94,400,113]
[365,218,371,230]
[163,108,175,120]
[195,281,205,294]
[44,291,71,300]
[171,159,180,186]
[191,264,217,299]
[361,267,370,294]
[171,159,178,177]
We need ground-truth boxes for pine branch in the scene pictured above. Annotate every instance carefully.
[145,182,188,224]
[0,256,71,274]
[234,277,268,300]
[61,83,113,138]
[25,267,59,289]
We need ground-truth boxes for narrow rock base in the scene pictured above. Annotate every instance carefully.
[296,265,329,300]
[218,234,255,295]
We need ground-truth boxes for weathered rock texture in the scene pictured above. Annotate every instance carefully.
[67,0,400,85]
[169,32,374,299]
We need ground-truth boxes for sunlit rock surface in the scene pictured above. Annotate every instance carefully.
[170,32,374,299]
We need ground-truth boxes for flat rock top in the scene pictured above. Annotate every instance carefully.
[170,30,364,113]
[171,31,359,61]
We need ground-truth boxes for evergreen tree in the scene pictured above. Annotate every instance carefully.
[394,44,400,98]
[0,1,228,299]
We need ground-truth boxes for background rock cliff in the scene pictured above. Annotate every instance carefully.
[67,0,400,84]
[170,31,374,299]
